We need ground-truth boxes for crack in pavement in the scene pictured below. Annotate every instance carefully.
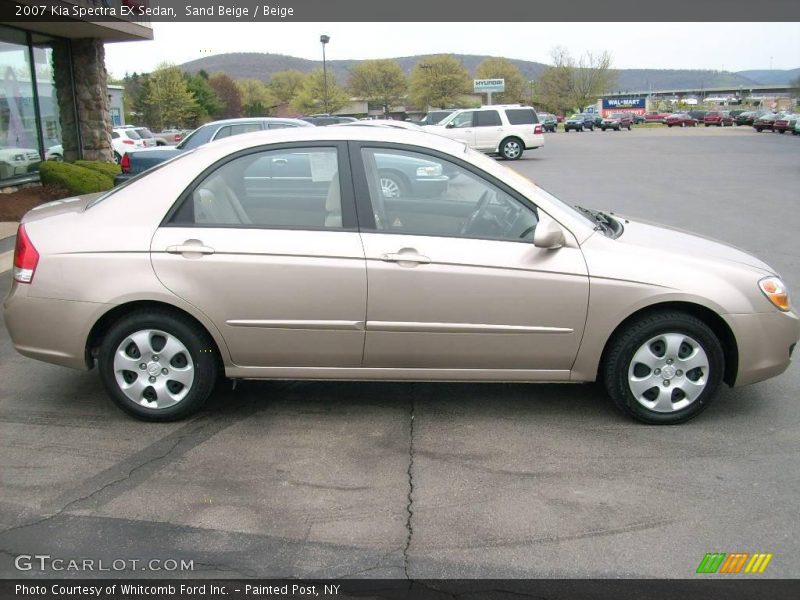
[403,395,416,580]
[0,397,268,538]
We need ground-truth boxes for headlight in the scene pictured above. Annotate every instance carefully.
[13,154,24,161]
[416,165,442,177]
[759,276,791,311]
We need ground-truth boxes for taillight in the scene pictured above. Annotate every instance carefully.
[120,152,131,173]
[13,224,39,284]
[122,139,134,145]
[175,135,182,141]
[534,124,543,134]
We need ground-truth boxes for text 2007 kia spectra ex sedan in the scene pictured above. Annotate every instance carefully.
[4,127,799,424]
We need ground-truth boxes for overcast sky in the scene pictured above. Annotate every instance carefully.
[105,22,800,78]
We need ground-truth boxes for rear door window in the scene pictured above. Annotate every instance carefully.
[505,109,539,125]
[476,110,502,127]
[213,122,264,140]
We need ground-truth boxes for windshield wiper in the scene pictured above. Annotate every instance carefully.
[575,205,611,229]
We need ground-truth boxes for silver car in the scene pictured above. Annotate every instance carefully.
[4,127,798,423]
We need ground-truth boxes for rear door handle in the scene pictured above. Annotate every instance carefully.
[381,252,431,265]
[166,242,215,255]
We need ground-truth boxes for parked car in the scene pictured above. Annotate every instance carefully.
[115,118,313,184]
[5,127,797,425]
[754,113,780,132]
[600,113,632,131]
[418,110,456,126]
[644,112,669,123]
[704,111,734,127]
[158,129,186,145]
[589,113,603,128]
[735,111,761,126]
[300,115,359,126]
[631,113,646,124]
[728,110,747,119]
[0,146,40,179]
[664,113,698,128]
[537,112,558,132]
[688,110,708,123]
[774,114,799,134]
[564,113,595,132]
[111,127,145,162]
[794,119,800,136]
[45,144,63,161]
[428,105,544,160]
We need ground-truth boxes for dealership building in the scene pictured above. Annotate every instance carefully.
[1,2,152,186]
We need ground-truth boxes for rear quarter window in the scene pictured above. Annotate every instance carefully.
[505,109,539,125]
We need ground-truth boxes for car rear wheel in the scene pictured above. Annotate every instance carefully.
[603,311,724,425]
[499,138,523,160]
[113,152,122,164]
[98,310,218,421]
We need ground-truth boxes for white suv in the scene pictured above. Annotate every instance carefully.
[428,105,544,160]
[111,127,145,162]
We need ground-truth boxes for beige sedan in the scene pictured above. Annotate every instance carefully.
[4,127,798,423]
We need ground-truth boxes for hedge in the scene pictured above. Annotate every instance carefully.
[74,160,121,178]
[39,161,114,195]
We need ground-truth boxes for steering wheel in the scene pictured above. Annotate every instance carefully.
[460,191,492,235]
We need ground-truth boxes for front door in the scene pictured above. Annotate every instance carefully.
[352,144,590,373]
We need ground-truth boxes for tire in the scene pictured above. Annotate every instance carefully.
[705,123,710,127]
[602,311,724,425]
[627,125,632,131]
[379,171,407,197]
[499,137,523,160]
[114,152,122,164]
[98,309,219,421]
[615,126,620,131]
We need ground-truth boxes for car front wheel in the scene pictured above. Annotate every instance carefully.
[98,310,218,421]
[499,138,523,160]
[603,311,724,425]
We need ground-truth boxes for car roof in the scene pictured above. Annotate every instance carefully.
[200,117,313,128]
[195,124,469,158]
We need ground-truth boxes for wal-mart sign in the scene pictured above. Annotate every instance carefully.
[602,97,646,109]
[474,79,505,93]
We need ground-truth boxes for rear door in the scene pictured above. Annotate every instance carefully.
[151,142,367,368]
[474,109,504,151]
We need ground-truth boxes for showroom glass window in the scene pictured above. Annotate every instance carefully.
[0,26,39,183]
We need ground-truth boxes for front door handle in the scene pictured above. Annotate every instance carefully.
[381,251,431,265]
[166,241,215,255]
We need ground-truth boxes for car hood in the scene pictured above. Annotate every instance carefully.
[613,215,774,274]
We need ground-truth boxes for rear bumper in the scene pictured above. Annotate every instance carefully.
[725,310,800,387]
[3,282,105,370]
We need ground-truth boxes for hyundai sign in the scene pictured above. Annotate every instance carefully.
[474,79,505,93]
[602,97,646,109]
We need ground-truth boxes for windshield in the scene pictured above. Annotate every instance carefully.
[124,129,141,139]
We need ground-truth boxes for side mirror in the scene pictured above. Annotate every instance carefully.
[446,122,455,129]
[533,218,565,249]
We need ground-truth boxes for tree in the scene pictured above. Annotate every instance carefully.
[184,72,223,125]
[237,78,277,117]
[348,59,407,115]
[533,47,616,115]
[290,69,350,115]
[409,55,471,109]
[570,51,616,113]
[208,73,243,119]
[140,64,198,130]
[269,69,306,105]
[475,57,526,104]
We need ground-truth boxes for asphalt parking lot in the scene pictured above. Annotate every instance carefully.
[1,126,799,579]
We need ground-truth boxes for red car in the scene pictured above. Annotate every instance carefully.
[704,111,734,127]
[644,112,670,123]
[664,113,698,128]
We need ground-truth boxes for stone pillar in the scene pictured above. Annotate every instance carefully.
[52,38,113,163]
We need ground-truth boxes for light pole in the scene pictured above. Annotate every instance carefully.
[320,34,330,114]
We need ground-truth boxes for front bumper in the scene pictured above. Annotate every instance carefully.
[725,309,800,386]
